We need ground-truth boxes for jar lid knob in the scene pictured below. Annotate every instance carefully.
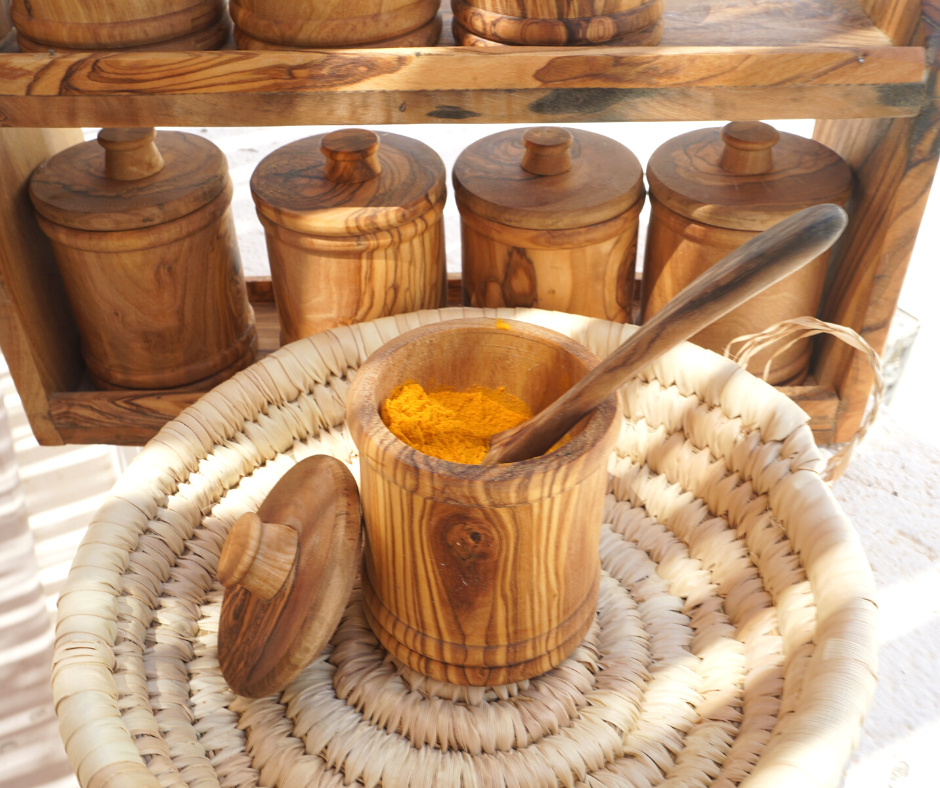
[521,127,573,176]
[720,121,780,175]
[97,127,165,181]
[321,128,382,184]
[218,512,299,601]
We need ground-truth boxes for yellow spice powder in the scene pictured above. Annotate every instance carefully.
[381,382,532,464]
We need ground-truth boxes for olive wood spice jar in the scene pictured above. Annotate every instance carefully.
[10,0,229,52]
[455,127,645,323]
[452,0,663,47]
[642,121,853,384]
[30,128,256,390]
[251,129,447,343]
[230,0,442,48]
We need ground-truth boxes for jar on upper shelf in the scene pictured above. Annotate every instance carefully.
[452,0,663,47]
[10,0,230,52]
[250,129,447,344]
[455,126,645,323]
[642,120,853,385]
[230,0,442,49]
[29,128,256,390]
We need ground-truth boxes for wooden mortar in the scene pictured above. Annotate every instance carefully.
[251,129,447,343]
[455,127,645,322]
[10,0,228,51]
[29,128,256,390]
[346,317,621,686]
[643,121,853,384]
[230,0,441,48]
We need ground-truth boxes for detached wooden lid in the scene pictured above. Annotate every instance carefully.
[29,128,229,232]
[453,126,644,230]
[646,121,853,232]
[218,455,363,698]
[250,129,446,237]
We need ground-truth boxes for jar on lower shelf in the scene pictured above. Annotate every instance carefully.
[29,128,256,390]
[251,129,448,344]
[642,121,854,385]
[455,126,645,323]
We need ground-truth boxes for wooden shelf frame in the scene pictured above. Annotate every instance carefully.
[0,0,938,446]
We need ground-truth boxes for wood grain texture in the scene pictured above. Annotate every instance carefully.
[16,16,231,53]
[35,178,257,389]
[453,0,662,45]
[642,121,852,384]
[234,14,443,50]
[252,131,446,236]
[219,456,363,698]
[0,45,926,128]
[230,0,440,47]
[261,200,446,343]
[485,205,847,464]
[253,130,447,343]
[812,0,940,441]
[459,195,642,321]
[346,318,620,685]
[453,127,643,230]
[30,130,228,231]
[646,122,854,232]
[453,15,663,45]
[642,197,833,384]
[9,0,224,49]
[218,513,299,601]
[0,127,84,446]
[472,0,645,19]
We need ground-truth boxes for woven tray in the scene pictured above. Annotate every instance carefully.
[52,308,877,788]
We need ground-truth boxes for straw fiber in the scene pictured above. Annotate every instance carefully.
[52,308,877,788]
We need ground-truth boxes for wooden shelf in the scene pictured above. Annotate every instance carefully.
[0,1,928,127]
[0,0,937,447]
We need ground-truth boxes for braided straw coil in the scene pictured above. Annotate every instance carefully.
[52,307,877,788]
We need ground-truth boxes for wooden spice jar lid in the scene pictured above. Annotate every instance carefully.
[29,127,229,232]
[453,127,644,230]
[646,121,853,232]
[250,129,447,238]
[218,455,363,698]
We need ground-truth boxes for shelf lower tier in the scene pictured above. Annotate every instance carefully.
[43,275,841,446]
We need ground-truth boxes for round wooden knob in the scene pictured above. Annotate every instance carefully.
[719,121,780,175]
[521,127,573,176]
[97,127,165,181]
[320,128,382,184]
[218,512,299,601]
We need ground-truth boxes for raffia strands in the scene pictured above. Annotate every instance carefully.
[51,308,878,788]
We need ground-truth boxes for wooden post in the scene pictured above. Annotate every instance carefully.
[0,127,85,446]
[813,0,940,441]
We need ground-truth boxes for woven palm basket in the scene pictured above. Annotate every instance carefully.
[52,308,877,788]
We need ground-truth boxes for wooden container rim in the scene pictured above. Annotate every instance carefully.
[346,317,621,504]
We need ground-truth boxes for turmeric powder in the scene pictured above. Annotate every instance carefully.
[381,382,532,464]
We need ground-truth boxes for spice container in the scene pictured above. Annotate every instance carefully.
[230,0,442,48]
[10,0,229,52]
[30,127,256,390]
[455,127,645,322]
[251,128,447,343]
[643,121,853,384]
[347,318,621,685]
[452,0,663,47]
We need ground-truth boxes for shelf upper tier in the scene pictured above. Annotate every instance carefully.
[0,0,928,126]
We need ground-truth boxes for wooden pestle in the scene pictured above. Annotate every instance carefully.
[482,203,849,465]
